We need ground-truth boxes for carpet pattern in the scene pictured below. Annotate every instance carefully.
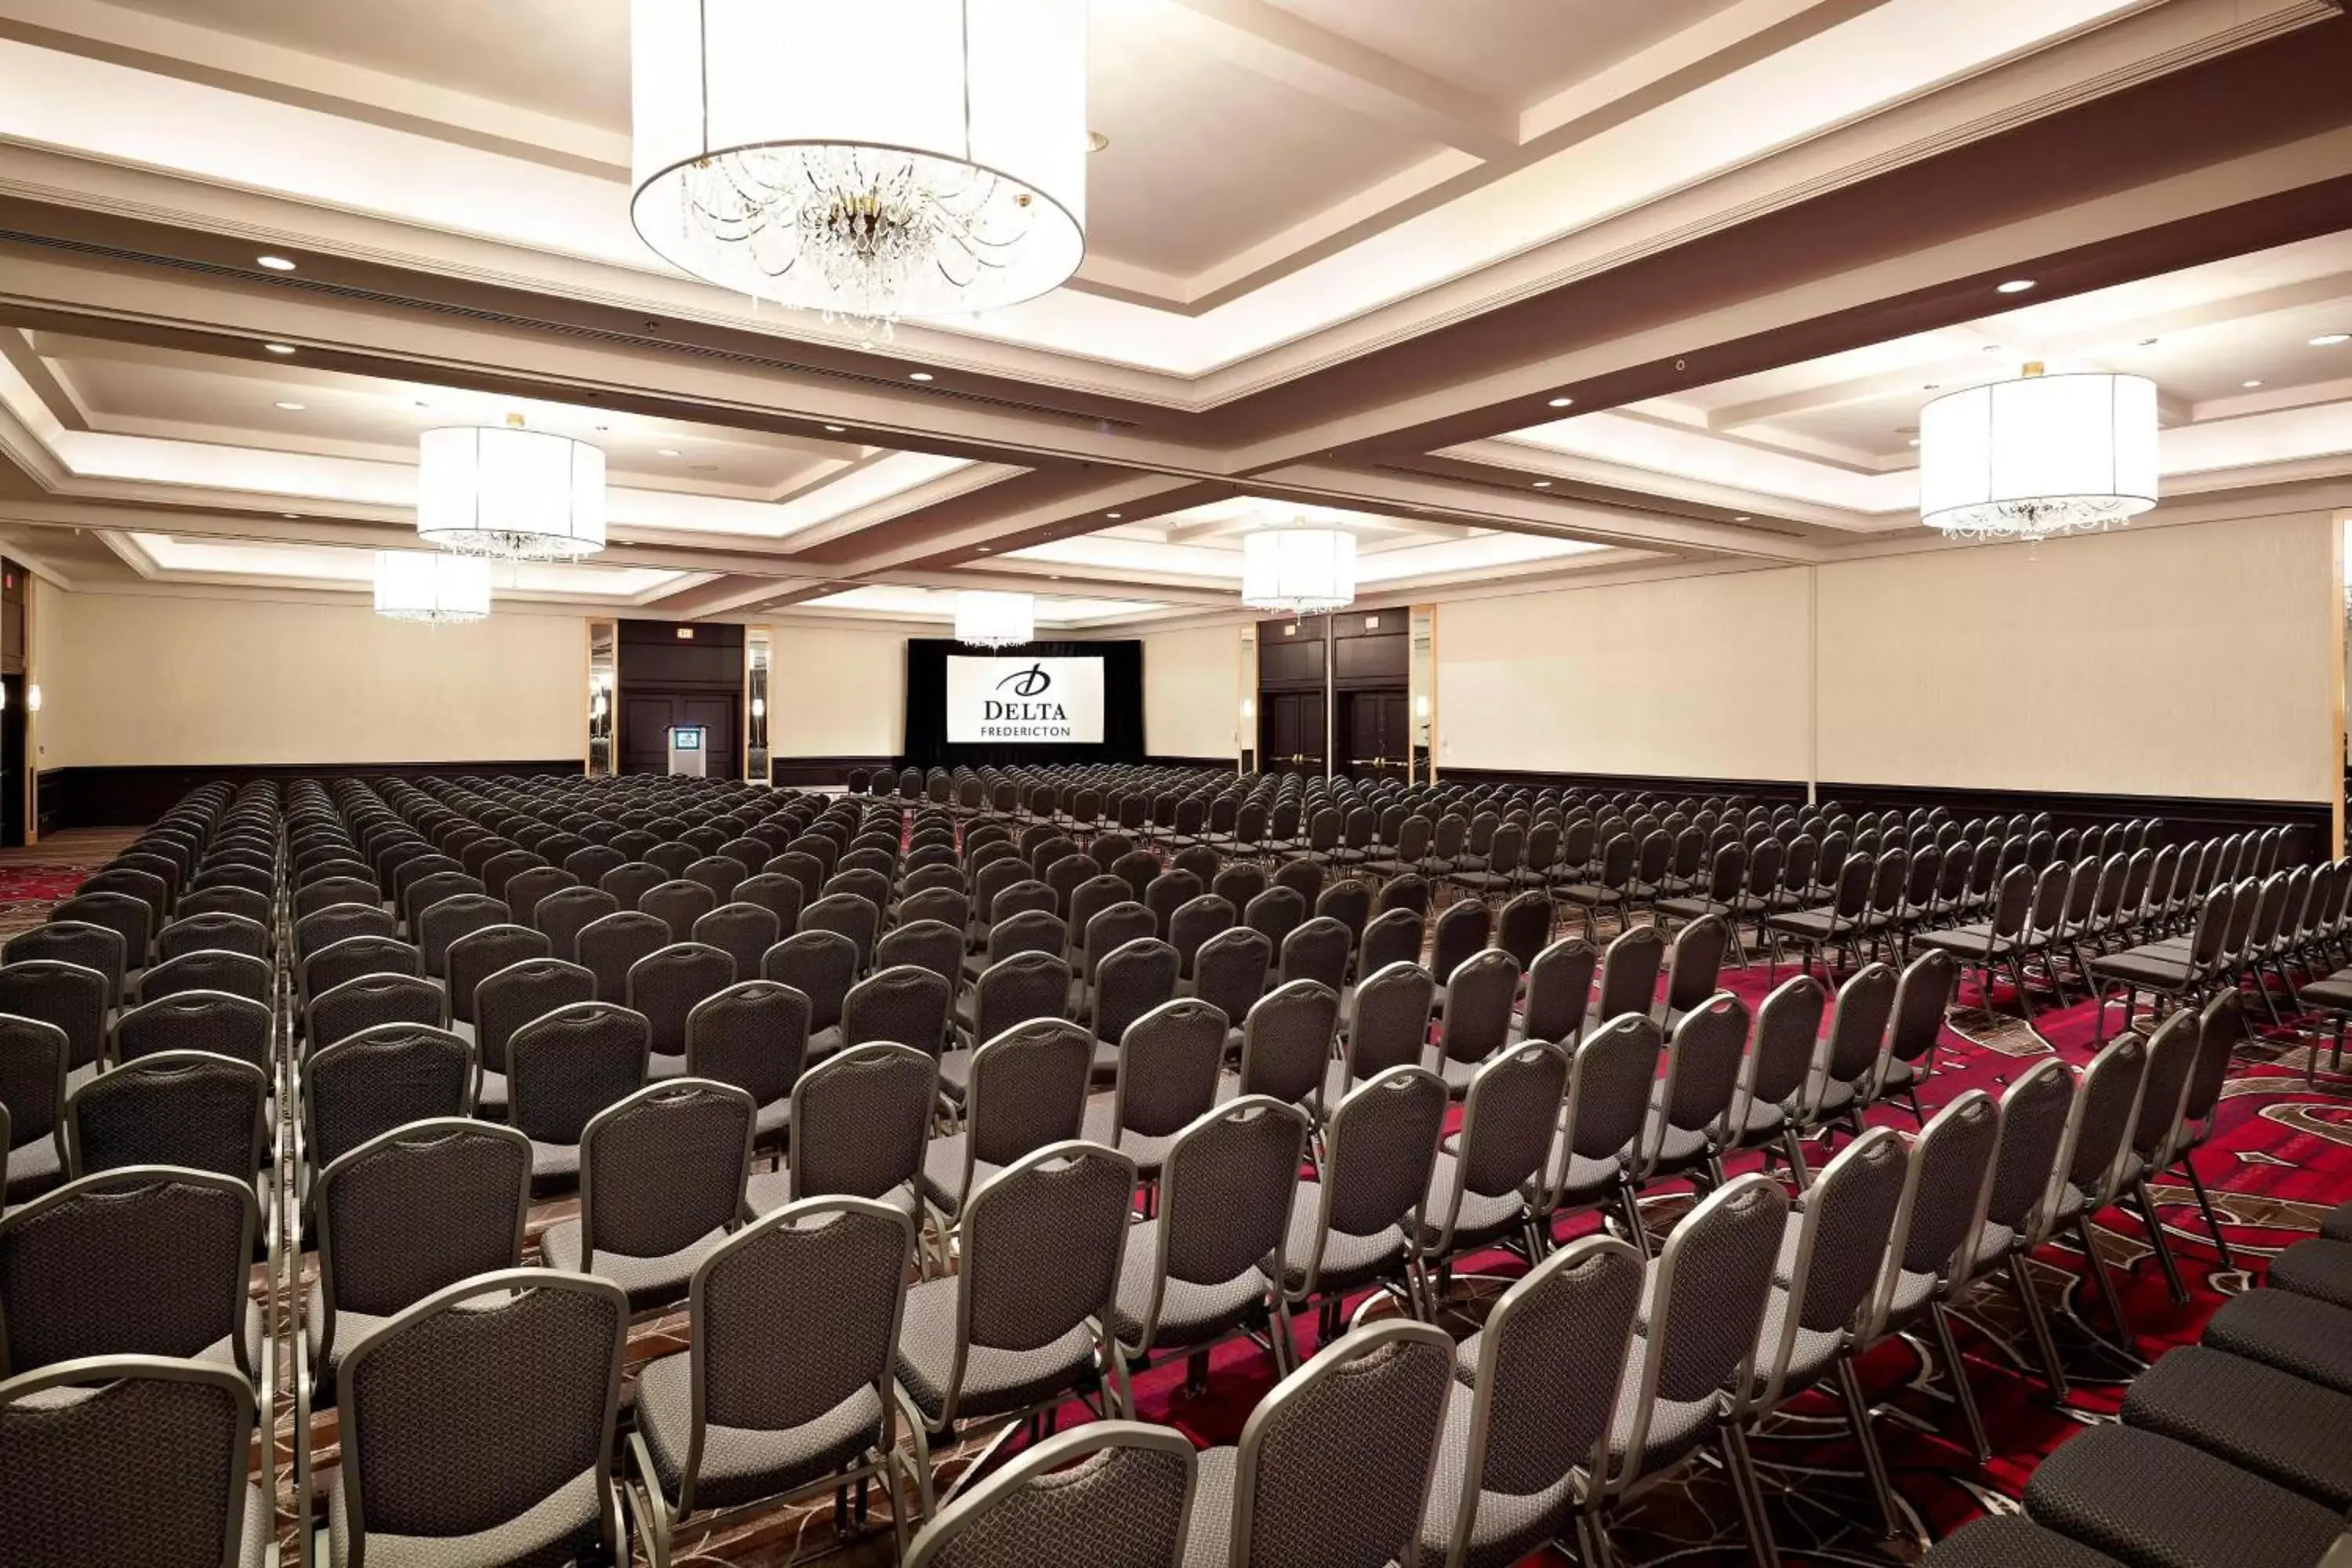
[262,913,2351,1566]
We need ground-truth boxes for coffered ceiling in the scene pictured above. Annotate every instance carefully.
[0,0,2346,632]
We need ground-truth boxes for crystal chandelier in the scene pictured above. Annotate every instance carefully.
[1919,365,2158,543]
[373,550,492,623]
[1242,524,1357,615]
[416,416,607,561]
[630,0,1088,339]
[953,590,1035,649]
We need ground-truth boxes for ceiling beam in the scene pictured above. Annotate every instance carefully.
[1253,463,1828,563]
[1136,0,1520,160]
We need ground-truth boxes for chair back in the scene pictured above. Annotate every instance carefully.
[903,1422,1196,1568]
[67,1051,266,1182]
[0,1356,259,1568]
[306,1024,472,1168]
[578,1080,753,1271]
[0,1167,258,1377]
[791,1044,938,1204]
[506,1003,651,1149]
[336,1270,626,1566]
[1229,1320,1454,1568]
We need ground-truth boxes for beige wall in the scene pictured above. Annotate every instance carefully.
[34,590,587,768]
[1437,566,1815,781]
[1815,512,2338,800]
[767,623,906,757]
[1432,510,2339,804]
[1143,624,1242,759]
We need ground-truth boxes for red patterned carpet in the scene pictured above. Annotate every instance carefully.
[1092,957,2352,1568]
[0,863,89,936]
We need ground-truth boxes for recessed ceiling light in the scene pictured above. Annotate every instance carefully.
[823,424,846,433]
[1547,397,1574,408]
[657,448,681,457]
[1532,480,1552,488]
[2242,379,2265,389]
[2311,333,2351,347]
[2138,338,2160,347]
[976,546,991,553]
[256,255,297,270]
[281,512,300,520]
[274,401,306,411]
[690,463,720,472]
[1922,383,1941,391]
[1996,279,2036,294]
[593,423,610,432]
[1908,439,1921,448]
[908,372,935,382]
[1980,345,2003,354]
[263,343,296,355]
[1733,514,1751,521]
[1105,512,1122,519]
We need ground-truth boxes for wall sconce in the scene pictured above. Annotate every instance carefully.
[1414,695,1429,718]
[1240,698,1255,720]
[0,683,9,712]
[750,697,767,719]
[25,685,42,713]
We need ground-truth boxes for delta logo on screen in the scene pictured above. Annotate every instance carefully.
[946,654,1106,744]
[982,663,1073,738]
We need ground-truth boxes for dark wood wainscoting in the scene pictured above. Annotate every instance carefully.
[38,760,586,832]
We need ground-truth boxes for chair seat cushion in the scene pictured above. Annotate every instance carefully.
[1107,1216,1267,1352]
[2,1135,63,1204]
[539,1218,728,1313]
[892,1274,1098,1428]
[1417,1377,1584,1567]
[2024,1424,2346,1568]
[2270,1237,2352,1312]
[2120,1345,2352,1509]
[2084,951,2197,989]
[745,1167,920,1223]
[328,1461,604,1568]
[1261,1180,1403,1298]
[1079,1098,1178,1177]
[303,1279,389,1379]
[1765,909,1843,940]
[918,1134,1002,1221]
[2201,1288,2352,1396]
[634,1349,883,1512]
[1607,1330,1716,1469]
[1417,1149,1525,1252]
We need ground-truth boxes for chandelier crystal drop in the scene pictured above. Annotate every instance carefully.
[1242,525,1357,615]
[953,590,1036,650]
[373,550,492,624]
[630,0,1088,340]
[416,416,607,561]
[1918,365,2158,543]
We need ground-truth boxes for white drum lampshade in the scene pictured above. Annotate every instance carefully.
[953,590,1035,649]
[1919,368,2158,542]
[630,0,1088,328]
[1242,527,1356,615]
[373,550,492,623]
[416,420,606,561]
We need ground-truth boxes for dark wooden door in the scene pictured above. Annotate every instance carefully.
[622,691,739,779]
[1259,690,1325,774]
[1337,688,1410,779]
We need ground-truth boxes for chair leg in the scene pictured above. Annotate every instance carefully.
[1719,1422,1780,1568]
[2178,1156,2234,1271]
[1779,1128,1813,1190]
[2131,1179,2188,1305]
[2009,1258,2071,1401]
[1835,1355,1901,1537]
[2073,1215,2137,1352]
[1617,1185,1651,1259]
[1929,1301,1990,1466]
